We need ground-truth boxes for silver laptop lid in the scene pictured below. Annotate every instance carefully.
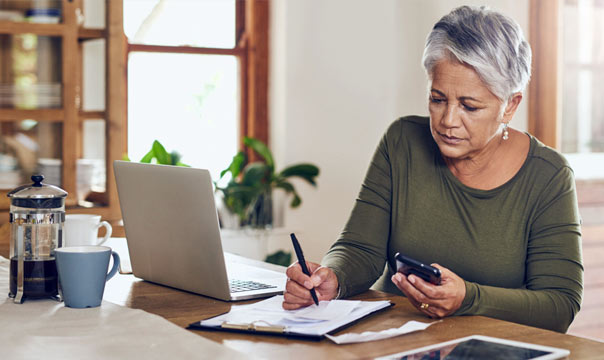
[113,161,232,300]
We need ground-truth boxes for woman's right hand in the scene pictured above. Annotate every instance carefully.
[282,261,339,310]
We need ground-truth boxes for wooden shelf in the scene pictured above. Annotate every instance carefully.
[0,109,64,122]
[78,28,106,40]
[0,21,104,40]
[0,1,126,225]
[0,21,65,36]
[79,111,105,119]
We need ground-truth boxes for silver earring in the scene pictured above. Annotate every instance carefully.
[502,123,509,140]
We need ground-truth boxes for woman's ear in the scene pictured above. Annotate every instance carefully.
[503,92,523,122]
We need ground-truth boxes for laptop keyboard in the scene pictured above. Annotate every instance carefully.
[229,279,277,293]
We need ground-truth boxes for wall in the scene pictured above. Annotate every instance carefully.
[270,0,530,260]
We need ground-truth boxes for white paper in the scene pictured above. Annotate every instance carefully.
[325,320,439,344]
[293,299,360,320]
[229,295,362,321]
[200,295,391,337]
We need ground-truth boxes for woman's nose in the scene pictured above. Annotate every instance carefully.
[441,105,461,128]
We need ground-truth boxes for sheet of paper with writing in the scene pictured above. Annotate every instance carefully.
[294,298,360,320]
[195,295,391,338]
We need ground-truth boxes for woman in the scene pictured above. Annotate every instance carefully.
[283,5,583,333]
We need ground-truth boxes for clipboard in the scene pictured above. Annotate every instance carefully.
[187,298,394,341]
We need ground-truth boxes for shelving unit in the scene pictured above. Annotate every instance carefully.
[0,0,126,223]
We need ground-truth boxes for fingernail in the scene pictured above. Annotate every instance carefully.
[304,281,312,289]
[408,276,415,284]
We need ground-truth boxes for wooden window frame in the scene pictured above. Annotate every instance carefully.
[528,0,562,149]
[125,0,269,160]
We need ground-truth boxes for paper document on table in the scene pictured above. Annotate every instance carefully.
[190,295,391,339]
[325,320,439,344]
[294,299,360,320]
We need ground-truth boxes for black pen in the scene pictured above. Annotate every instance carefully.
[290,233,319,306]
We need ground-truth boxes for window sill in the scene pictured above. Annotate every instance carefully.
[565,153,604,181]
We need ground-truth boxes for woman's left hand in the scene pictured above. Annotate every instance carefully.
[391,264,466,318]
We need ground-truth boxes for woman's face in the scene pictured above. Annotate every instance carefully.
[428,60,516,160]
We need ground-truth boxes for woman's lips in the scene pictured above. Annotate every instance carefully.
[438,132,463,145]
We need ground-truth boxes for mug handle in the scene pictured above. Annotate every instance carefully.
[106,251,120,281]
[96,221,113,246]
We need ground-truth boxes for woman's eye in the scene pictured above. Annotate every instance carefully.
[462,104,478,112]
[430,97,445,104]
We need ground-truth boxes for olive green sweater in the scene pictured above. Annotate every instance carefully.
[322,116,583,333]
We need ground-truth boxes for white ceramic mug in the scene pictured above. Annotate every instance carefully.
[64,214,112,247]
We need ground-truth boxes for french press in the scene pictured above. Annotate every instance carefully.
[7,175,67,303]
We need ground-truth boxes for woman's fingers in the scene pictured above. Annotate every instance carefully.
[407,274,447,299]
[392,264,467,318]
[392,273,435,314]
[285,262,315,290]
[392,273,454,318]
[283,262,315,309]
[285,278,313,300]
[311,267,339,300]
[402,289,438,318]
[283,262,339,309]
[430,263,466,315]
[393,273,432,303]
[283,278,315,310]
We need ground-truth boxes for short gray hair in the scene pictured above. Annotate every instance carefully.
[422,5,532,101]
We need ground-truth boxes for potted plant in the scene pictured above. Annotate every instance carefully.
[123,140,189,167]
[215,137,319,229]
[125,138,316,266]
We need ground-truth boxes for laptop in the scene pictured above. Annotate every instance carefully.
[113,160,286,301]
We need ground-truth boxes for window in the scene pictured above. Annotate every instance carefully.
[562,0,604,154]
[123,0,268,180]
[560,0,604,178]
[529,0,604,178]
[530,0,604,342]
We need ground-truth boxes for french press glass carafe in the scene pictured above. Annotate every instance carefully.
[7,175,67,303]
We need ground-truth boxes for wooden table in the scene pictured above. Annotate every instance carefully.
[104,270,604,359]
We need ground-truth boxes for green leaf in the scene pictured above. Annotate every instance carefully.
[140,149,154,163]
[279,164,320,186]
[290,193,301,208]
[218,138,319,222]
[242,162,270,187]
[170,151,182,166]
[264,250,292,267]
[220,151,247,179]
[152,140,171,165]
[243,137,274,169]
[275,180,294,193]
[122,153,131,161]
[219,184,260,220]
[275,180,302,208]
